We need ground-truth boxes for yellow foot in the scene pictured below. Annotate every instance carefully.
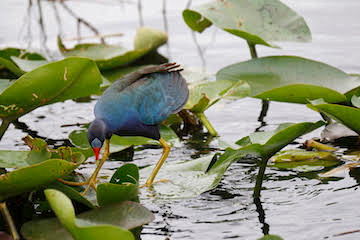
[140,179,169,188]
[80,176,98,196]
[57,177,99,196]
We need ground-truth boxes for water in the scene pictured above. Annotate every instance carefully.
[1,0,360,239]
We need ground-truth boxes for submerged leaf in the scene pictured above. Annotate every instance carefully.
[183,0,311,47]
[269,149,340,170]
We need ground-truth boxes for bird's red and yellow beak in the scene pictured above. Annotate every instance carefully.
[92,147,101,160]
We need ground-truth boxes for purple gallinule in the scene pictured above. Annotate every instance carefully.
[61,63,189,195]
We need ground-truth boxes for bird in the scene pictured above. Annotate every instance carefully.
[61,63,189,195]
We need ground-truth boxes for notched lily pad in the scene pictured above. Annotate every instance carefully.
[183,0,311,47]
[58,27,167,70]
[217,56,357,104]
[21,189,154,240]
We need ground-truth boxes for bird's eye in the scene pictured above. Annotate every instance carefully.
[91,138,102,148]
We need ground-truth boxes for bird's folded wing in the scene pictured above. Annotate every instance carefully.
[133,71,189,125]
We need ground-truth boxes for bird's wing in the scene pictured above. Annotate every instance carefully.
[95,63,189,130]
[105,63,182,93]
[131,70,189,125]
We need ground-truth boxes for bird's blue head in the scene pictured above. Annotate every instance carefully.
[88,119,109,160]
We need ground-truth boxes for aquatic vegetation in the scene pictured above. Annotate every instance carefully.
[0,0,359,239]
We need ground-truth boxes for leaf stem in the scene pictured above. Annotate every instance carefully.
[0,119,10,141]
[196,112,218,136]
[0,202,20,240]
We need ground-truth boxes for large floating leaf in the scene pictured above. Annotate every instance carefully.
[21,190,154,240]
[217,56,357,104]
[183,0,311,47]
[310,104,360,135]
[69,125,179,156]
[0,48,46,77]
[59,27,167,70]
[140,121,323,199]
[0,57,102,121]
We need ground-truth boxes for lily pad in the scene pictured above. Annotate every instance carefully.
[183,0,311,47]
[97,164,140,206]
[59,27,167,70]
[185,78,250,113]
[0,48,45,77]
[139,121,323,199]
[216,56,357,104]
[11,56,49,72]
[258,235,284,240]
[0,137,86,201]
[310,104,360,134]
[21,190,154,240]
[0,57,102,121]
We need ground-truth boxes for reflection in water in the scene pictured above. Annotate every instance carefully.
[254,197,270,236]
[137,0,144,27]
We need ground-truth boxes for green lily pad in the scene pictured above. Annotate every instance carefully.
[11,56,49,72]
[59,27,167,70]
[47,181,95,209]
[21,189,154,240]
[140,121,323,199]
[0,79,12,94]
[216,56,357,104]
[183,0,311,47]
[0,48,46,77]
[269,149,340,170]
[310,103,360,135]
[97,164,140,206]
[185,79,250,113]
[0,137,86,201]
[110,164,139,185]
[0,156,84,201]
[0,57,102,121]
[69,125,179,155]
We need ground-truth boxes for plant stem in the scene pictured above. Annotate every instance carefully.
[247,40,270,127]
[0,119,10,141]
[196,112,218,136]
[247,40,258,58]
[253,157,268,198]
[0,202,20,240]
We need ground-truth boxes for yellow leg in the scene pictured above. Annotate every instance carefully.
[57,139,110,196]
[80,139,111,196]
[144,138,170,188]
